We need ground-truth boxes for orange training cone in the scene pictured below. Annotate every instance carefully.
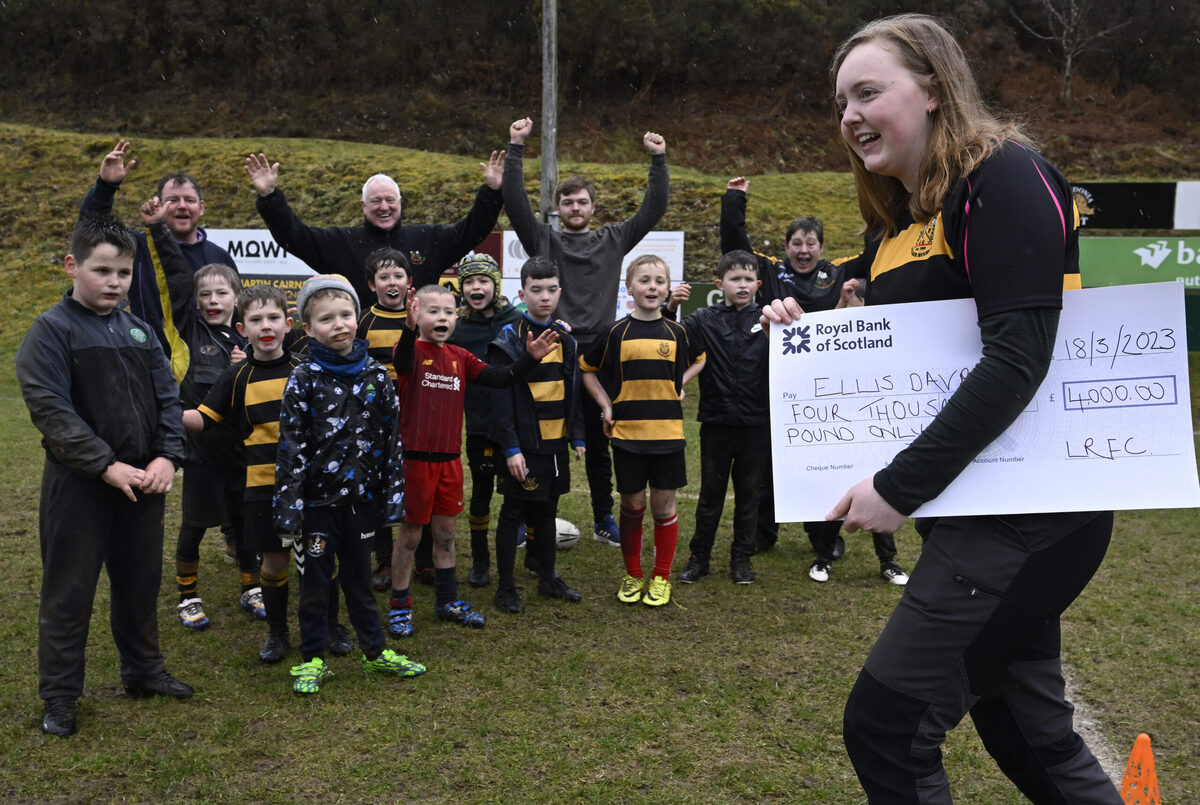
[1120,733,1161,805]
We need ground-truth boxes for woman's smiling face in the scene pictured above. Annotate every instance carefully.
[835,40,938,193]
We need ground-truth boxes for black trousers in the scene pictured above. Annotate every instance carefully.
[581,388,614,522]
[296,504,385,660]
[687,422,768,563]
[496,494,559,589]
[805,520,896,563]
[755,449,779,549]
[466,434,500,566]
[842,510,1120,803]
[38,460,167,700]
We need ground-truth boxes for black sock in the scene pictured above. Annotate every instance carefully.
[434,567,457,608]
[261,571,289,635]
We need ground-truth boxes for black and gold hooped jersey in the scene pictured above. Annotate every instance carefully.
[489,316,584,455]
[580,316,705,455]
[357,303,407,380]
[518,320,570,446]
[196,352,303,501]
[846,141,1081,315]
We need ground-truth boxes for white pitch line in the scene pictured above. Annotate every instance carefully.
[1063,664,1124,784]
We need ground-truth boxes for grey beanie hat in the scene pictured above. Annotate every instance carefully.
[296,273,360,321]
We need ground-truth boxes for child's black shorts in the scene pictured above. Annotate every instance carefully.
[181,461,244,528]
[242,498,292,553]
[612,446,687,494]
[497,449,570,501]
[465,434,500,478]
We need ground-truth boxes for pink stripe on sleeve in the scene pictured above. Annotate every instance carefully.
[962,183,972,281]
[1030,158,1067,241]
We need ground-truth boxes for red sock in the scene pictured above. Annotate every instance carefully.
[619,506,645,577]
[652,513,679,580]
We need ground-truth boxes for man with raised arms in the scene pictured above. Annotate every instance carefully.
[245,151,506,310]
[501,117,669,547]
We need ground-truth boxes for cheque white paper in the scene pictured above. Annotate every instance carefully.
[768,283,1200,521]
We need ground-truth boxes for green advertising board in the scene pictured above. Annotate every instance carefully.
[676,282,720,317]
[1080,237,1200,350]
[1079,237,1200,288]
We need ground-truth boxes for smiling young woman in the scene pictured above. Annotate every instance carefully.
[765,13,1121,804]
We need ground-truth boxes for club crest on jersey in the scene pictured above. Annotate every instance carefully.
[911,217,939,258]
[521,476,540,491]
[129,327,148,343]
[306,534,327,557]
[409,250,426,265]
[813,269,834,290]
[657,341,672,357]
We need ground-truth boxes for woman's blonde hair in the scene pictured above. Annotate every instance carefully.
[830,14,1029,237]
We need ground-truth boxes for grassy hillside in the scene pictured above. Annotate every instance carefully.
[0,123,868,356]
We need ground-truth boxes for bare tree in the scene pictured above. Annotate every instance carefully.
[1012,0,1129,105]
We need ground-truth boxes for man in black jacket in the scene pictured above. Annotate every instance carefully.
[80,139,239,372]
[245,151,505,310]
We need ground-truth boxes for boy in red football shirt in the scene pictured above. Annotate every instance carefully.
[387,285,559,637]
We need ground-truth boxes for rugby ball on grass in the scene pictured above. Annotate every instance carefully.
[555,518,581,551]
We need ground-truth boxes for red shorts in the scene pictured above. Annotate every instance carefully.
[403,457,464,523]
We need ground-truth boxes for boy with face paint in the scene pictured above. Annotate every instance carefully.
[447,253,523,588]
[356,247,414,590]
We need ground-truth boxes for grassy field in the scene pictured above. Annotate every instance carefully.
[0,125,1197,802]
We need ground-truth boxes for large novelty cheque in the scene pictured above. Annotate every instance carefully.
[768,283,1200,522]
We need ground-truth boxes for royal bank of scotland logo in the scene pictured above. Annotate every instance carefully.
[781,325,811,355]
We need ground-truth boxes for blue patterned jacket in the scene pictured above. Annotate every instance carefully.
[273,340,404,535]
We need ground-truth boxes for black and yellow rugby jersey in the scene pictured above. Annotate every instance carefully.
[580,316,704,454]
[846,141,1081,315]
[850,142,1083,514]
[489,316,585,455]
[196,352,303,501]
[357,303,407,380]
[519,321,569,445]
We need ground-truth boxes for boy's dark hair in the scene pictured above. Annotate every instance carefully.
[237,283,289,318]
[554,176,595,204]
[365,247,412,282]
[716,250,758,280]
[785,216,824,245]
[520,256,560,287]
[71,213,137,264]
[194,263,242,295]
[156,172,203,200]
